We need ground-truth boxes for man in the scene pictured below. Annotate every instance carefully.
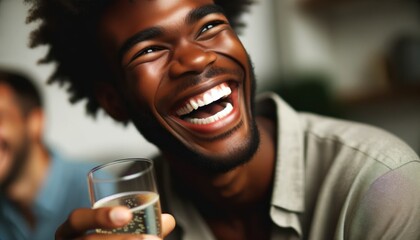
[25,0,420,239]
[0,69,96,240]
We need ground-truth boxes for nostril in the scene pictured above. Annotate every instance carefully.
[169,50,217,78]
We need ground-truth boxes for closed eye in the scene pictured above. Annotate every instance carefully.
[130,46,164,62]
[199,20,226,35]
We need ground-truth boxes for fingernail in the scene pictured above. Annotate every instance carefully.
[110,207,131,225]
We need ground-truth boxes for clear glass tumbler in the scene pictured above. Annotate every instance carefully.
[87,158,162,237]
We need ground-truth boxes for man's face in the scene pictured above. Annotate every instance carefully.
[98,0,259,172]
[0,83,30,190]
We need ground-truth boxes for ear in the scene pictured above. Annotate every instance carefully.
[27,108,44,141]
[95,82,129,123]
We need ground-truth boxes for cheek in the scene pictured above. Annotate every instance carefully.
[0,127,25,157]
[125,61,166,108]
[211,31,248,66]
[1,120,22,141]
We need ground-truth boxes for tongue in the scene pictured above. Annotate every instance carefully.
[187,101,226,119]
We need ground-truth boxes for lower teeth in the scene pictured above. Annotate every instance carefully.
[185,102,233,125]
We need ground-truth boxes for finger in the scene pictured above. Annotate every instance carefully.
[56,206,132,239]
[80,214,174,240]
[161,213,176,238]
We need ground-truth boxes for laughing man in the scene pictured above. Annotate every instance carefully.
[25,0,420,239]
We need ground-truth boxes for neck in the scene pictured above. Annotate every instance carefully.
[168,116,276,214]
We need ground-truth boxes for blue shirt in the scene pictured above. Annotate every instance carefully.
[0,150,96,240]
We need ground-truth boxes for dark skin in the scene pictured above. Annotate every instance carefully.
[56,0,276,239]
[169,118,275,212]
[168,116,275,240]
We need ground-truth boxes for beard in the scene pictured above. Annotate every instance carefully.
[126,57,259,174]
[0,135,30,192]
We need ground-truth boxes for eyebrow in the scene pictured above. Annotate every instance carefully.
[186,4,225,25]
[118,4,225,64]
[118,27,164,63]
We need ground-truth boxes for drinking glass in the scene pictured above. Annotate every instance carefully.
[87,158,162,237]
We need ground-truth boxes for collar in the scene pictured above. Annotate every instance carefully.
[256,92,305,235]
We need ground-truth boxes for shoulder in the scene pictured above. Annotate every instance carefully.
[299,112,419,216]
[50,152,97,183]
[51,150,97,169]
[298,114,420,239]
[345,160,420,239]
[300,112,419,169]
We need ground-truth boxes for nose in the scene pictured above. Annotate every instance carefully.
[169,41,217,79]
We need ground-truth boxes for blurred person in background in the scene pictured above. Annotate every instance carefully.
[0,69,95,240]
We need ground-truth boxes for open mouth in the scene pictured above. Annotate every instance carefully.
[174,82,234,125]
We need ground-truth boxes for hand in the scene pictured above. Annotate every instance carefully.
[55,206,176,240]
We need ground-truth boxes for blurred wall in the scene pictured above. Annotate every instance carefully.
[275,0,420,93]
[0,0,279,162]
[273,0,420,153]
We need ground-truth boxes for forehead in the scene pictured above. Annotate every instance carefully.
[0,84,18,109]
[98,0,216,57]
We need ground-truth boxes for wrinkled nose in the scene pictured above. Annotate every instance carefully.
[169,41,217,78]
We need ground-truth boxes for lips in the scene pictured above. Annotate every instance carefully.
[174,82,233,125]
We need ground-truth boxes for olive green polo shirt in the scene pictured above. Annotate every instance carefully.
[159,92,420,240]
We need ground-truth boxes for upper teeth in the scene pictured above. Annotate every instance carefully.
[186,102,233,125]
[175,83,232,116]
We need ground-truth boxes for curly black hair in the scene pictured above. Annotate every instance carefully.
[24,0,253,117]
[0,68,43,115]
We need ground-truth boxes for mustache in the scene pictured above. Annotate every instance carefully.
[174,67,242,93]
